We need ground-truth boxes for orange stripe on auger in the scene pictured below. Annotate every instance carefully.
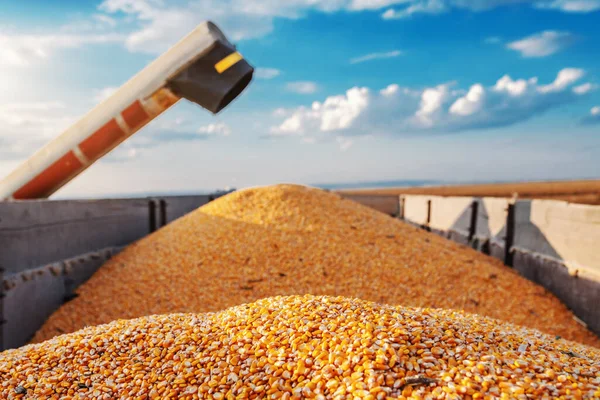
[122,100,150,130]
[79,119,126,160]
[13,152,84,199]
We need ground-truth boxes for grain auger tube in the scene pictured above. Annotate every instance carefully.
[0,21,253,200]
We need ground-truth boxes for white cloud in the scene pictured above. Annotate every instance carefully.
[336,136,354,151]
[382,0,532,19]
[144,118,232,140]
[507,31,575,58]
[61,14,118,33]
[382,0,599,19]
[415,84,451,127]
[271,68,591,141]
[350,50,403,64]
[198,122,232,137]
[538,68,585,93]
[581,106,600,124]
[449,84,485,116]
[347,0,410,9]
[272,108,289,117]
[0,0,590,69]
[450,0,530,10]
[97,0,597,55]
[382,0,447,19]
[320,88,370,131]
[255,68,281,80]
[93,87,119,103]
[273,87,369,135]
[286,81,319,94]
[572,82,597,95]
[103,143,140,162]
[0,32,123,67]
[0,102,71,135]
[494,75,537,96]
[99,0,292,53]
[380,84,401,97]
[93,14,118,27]
[103,119,232,162]
[0,102,78,159]
[536,0,600,12]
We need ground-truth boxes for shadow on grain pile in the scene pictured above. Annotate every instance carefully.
[33,184,599,347]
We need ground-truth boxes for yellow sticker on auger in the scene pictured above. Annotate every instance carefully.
[215,52,243,74]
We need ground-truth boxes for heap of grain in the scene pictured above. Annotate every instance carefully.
[3,296,599,399]
[34,184,598,346]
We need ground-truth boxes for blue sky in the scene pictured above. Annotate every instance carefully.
[0,0,599,197]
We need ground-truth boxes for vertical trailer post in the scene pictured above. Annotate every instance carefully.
[399,196,406,220]
[504,202,516,267]
[149,200,158,233]
[425,199,432,232]
[468,200,479,247]
[159,200,168,228]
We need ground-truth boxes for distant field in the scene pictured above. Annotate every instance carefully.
[338,179,600,205]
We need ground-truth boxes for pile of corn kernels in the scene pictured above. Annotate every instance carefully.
[34,184,599,346]
[3,295,599,399]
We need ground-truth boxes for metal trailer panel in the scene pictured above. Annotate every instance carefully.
[510,199,600,336]
[2,247,121,350]
[158,195,213,225]
[476,197,510,261]
[398,194,600,336]
[512,249,600,336]
[403,195,433,226]
[341,194,400,216]
[429,196,474,238]
[4,265,66,350]
[0,194,224,350]
[0,199,149,275]
[514,200,600,280]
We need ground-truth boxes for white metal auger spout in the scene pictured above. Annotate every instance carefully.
[0,21,253,200]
